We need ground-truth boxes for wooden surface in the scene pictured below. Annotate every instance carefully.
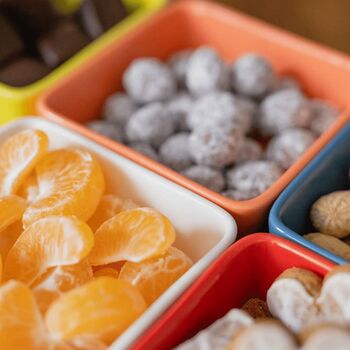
[218,0,350,54]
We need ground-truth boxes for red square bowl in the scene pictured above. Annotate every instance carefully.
[131,233,335,350]
[39,0,350,234]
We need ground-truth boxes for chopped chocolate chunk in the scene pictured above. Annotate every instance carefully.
[0,12,23,64]
[0,57,50,86]
[80,0,127,39]
[37,21,90,68]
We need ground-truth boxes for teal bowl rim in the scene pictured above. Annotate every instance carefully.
[269,122,350,265]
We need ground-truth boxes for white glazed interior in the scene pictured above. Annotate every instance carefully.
[0,117,237,349]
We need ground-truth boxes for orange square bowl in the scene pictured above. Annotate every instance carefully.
[39,0,350,234]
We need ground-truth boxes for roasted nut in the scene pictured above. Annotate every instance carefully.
[304,233,350,260]
[310,191,350,238]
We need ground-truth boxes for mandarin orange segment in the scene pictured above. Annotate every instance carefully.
[0,195,27,233]
[93,261,125,273]
[0,221,23,260]
[68,336,108,350]
[88,194,124,233]
[46,277,147,344]
[0,129,48,196]
[32,259,93,313]
[119,246,193,305]
[89,208,176,265]
[93,267,119,279]
[17,174,39,203]
[4,216,94,285]
[0,280,47,350]
[88,194,138,232]
[22,148,105,228]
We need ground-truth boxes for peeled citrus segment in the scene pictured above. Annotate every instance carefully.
[18,174,39,203]
[23,148,105,228]
[0,221,23,260]
[0,195,27,233]
[88,194,138,232]
[93,261,124,272]
[0,129,48,196]
[93,267,119,279]
[69,336,108,350]
[119,246,193,305]
[46,277,147,344]
[4,216,94,285]
[32,259,93,313]
[89,208,176,265]
[0,280,47,350]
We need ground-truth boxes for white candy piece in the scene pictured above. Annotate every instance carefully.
[317,273,350,323]
[175,309,253,350]
[227,321,298,350]
[267,278,319,333]
[302,327,350,350]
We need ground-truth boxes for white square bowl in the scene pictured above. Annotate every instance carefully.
[0,117,237,350]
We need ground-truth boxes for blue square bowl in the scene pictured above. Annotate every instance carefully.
[269,122,350,264]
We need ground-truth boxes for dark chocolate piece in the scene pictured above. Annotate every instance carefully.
[1,0,61,36]
[37,20,90,68]
[80,0,127,39]
[0,12,23,64]
[0,57,50,86]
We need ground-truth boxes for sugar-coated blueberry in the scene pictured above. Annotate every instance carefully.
[182,165,225,192]
[166,92,193,131]
[123,58,176,103]
[103,92,137,127]
[189,125,244,168]
[128,142,159,161]
[235,138,264,163]
[126,102,175,147]
[187,92,252,133]
[273,76,301,92]
[186,47,229,96]
[159,133,193,171]
[266,128,316,170]
[258,88,312,136]
[309,99,339,135]
[226,160,283,195]
[87,120,124,142]
[221,189,257,201]
[231,54,277,98]
[168,50,192,87]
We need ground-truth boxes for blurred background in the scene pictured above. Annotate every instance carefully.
[217,0,350,54]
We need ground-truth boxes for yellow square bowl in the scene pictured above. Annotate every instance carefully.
[0,0,166,126]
